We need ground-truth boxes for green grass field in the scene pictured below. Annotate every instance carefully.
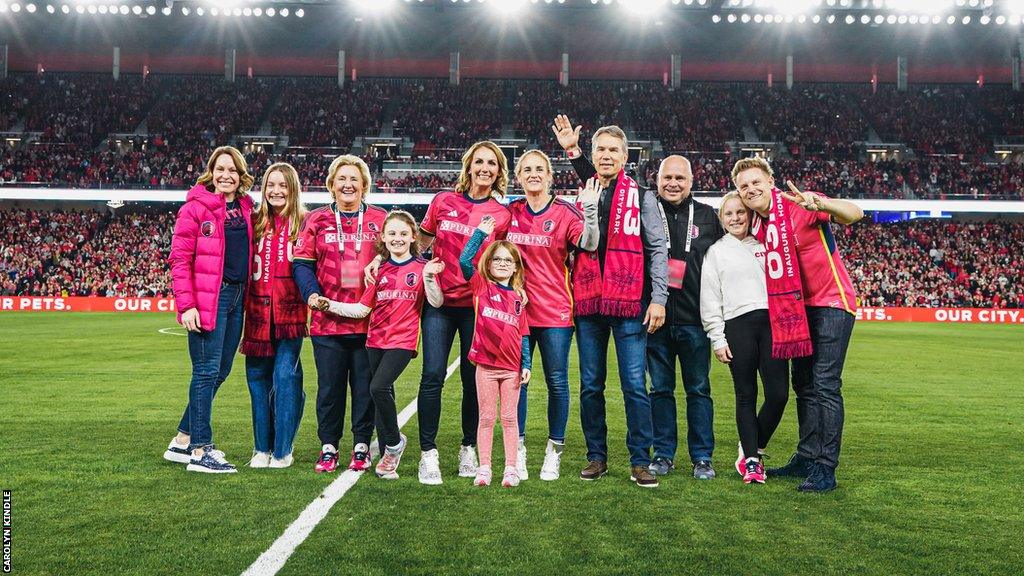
[2,313,1022,575]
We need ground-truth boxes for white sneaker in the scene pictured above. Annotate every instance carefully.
[501,465,520,488]
[735,441,745,478]
[269,454,294,468]
[539,439,564,481]
[474,465,492,487]
[458,445,478,478]
[163,437,191,464]
[516,438,529,481]
[419,449,443,485]
[249,451,272,468]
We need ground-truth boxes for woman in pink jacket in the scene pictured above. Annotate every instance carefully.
[162,146,255,474]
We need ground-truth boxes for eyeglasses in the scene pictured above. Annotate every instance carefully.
[491,257,515,264]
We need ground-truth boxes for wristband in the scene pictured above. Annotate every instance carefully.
[566,146,582,160]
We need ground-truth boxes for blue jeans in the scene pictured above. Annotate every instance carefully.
[246,336,305,459]
[177,282,245,449]
[791,307,855,469]
[646,324,715,463]
[576,314,653,467]
[518,327,573,443]
[418,305,477,450]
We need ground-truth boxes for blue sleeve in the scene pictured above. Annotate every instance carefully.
[292,259,322,303]
[459,229,487,280]
[520,337,532,371]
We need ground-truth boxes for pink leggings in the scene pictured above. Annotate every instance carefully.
[475,365,521,468]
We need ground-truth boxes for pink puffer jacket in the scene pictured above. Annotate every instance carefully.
[168,184,254,332]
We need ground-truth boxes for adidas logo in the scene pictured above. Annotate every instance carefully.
[511,219,519,227]
[447,210,459,217]
[379,276,388,285]
[490,294,502,303]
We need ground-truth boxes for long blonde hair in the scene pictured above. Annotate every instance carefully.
[456,141,509,198]
[196,146,255,193]
[253,163,306,243]
[477,240,525,293]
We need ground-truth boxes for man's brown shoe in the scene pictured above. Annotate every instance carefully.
[631,466,659,488]
[580,460,608,480]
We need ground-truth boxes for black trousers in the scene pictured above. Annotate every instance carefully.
[724,310,789,459]
[312,335,373,448]
[367,347,415,449]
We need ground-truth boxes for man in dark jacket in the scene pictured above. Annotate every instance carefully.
[646,155,725,480]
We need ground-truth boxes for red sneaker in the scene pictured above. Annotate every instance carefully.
[349,443,372,472]
[315,446,339,474]
[743,459,766,484]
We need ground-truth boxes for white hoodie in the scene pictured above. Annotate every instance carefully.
[700,234,768,351]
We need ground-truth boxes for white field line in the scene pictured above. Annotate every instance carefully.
[241,358,460,576]
[158,327,188,336]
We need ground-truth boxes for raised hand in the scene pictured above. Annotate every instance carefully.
[577,177,601,205]
[423,257,445,278]
[551,114,582,152]
[477,215,496,237]
[781,180,827,212]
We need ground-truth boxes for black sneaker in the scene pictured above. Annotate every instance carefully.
[186,445,237,474]
[648,456,674,476]
[798,463,837,493]
[692,460,716,480]
[767,453,815,478]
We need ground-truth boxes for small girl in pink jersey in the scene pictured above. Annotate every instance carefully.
[459,215,532,487]
[320,211,444,479]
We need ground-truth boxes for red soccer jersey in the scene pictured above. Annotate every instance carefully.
[359,257,428,354]
[789,193,858,314]
[293,203,388,336]
[507,197,585,328]
[467,275,530,372]
[420,191,511,308]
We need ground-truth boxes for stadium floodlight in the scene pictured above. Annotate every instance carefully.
[618,0,668,18]
[727,12,736,21]
[885,0,953,13]
[488,0,530,16]
[711,13,720,22]
[61,3,69,12]
[161,5,170,15]
[266,6,274,15]
[97,3,107,13]
[46,3,54,11]
[1005,0,1024,16]
[26,2,35,11]
[279,7,287,16]
[772,0,816,15]
[350,0,395,16]
[295,7,303,17]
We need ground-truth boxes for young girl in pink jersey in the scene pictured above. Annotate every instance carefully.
[319,211,444,479]
[459,215,532,488]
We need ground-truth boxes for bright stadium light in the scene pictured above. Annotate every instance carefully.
[26,2,35,11]
[295,7,303,16]
[772,0,816,15]
[489,0,530,16]
[618,0,668,17]
[145,4,154,14]
[350,0,395,16]
[161,5,170,14]
[46,3,54,11]
[885,0,953,13]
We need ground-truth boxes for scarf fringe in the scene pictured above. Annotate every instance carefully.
[240,340,275,357]
[274,323,308,340]
[575,297,602,318]
[772,340,813,360]
[600,300,641,319]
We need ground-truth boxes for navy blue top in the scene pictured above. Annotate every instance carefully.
[222,199,250,283]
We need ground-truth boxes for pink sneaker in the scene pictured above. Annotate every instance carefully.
[474,465,492,487]
[743,459,766,484]
[349,443,372,472]
[735,442,745,477]
[315,446,339,474]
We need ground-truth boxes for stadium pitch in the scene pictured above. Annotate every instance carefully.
[2,313,1022,575]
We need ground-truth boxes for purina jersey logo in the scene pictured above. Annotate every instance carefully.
[200,221,214,237]
[405,272,418,287]
[543,219,555,233]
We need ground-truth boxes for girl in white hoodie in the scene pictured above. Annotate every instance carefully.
[700,192,789,485]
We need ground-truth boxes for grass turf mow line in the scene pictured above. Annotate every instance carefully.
[241,359,460,576]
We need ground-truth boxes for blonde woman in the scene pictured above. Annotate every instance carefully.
[241,163,308,469]
[163,146,254,474]
[292,155,387,474]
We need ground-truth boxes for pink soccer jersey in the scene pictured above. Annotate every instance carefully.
[507,197,585,328]
[293,203,388,336]
[467,275,530,372]
[789,192,858,314]
[359,257,428,354]
[420,191,511,308]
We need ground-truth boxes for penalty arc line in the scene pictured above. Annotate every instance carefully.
[241,358,460,576]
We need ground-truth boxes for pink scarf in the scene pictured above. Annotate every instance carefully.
[241,215,308,356]
[750,187,813,359]
[573,170,644,318]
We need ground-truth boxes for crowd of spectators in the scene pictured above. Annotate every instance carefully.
[843,220,1024,308]
[858,86,991,156]
[271,78,388,148]
[510,81,625,151]
[631,83,742,153]
[0,208,104,296]
[394,79,504,154]
[742,84,868,158]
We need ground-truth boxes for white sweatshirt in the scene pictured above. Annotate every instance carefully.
[700,234,768,351]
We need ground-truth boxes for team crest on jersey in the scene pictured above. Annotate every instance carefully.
[514,301,522,316]
[368,222,379,232]
[405,272,418,287]
[690,224,700,238]
[543,219,555,233]
[200,221,214,237]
